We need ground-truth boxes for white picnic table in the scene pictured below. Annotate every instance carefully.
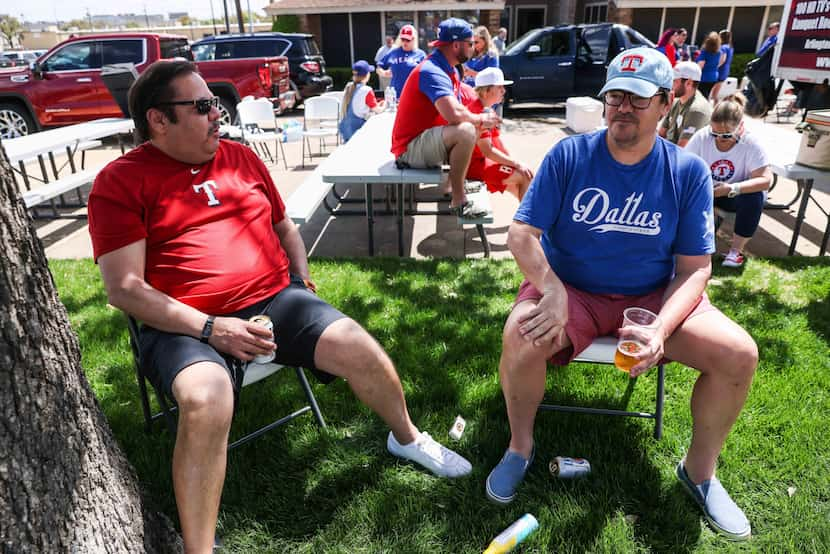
[319,111,492,256]
[744,117,830,255]
[2,117,134,217]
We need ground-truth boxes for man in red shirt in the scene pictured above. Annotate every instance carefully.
[391,18,500,219]
[88,60,472,552]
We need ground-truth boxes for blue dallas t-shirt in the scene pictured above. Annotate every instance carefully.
[379,47,427,97]
[515,131,715,296]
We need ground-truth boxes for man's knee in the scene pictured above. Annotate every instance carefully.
[316,318,392,376]
[707,336,758,383]
[446,121,477,147]
[173,363,234,429]
[501,315,555,369]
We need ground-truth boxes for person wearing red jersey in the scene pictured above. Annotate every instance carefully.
[88,60,472,553]
[391,18,500,219]
[462,68,532,200]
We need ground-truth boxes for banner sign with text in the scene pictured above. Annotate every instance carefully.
[774,0,830,83]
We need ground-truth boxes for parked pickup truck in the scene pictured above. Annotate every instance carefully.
[0,33,295,138]
[500,23,655,106]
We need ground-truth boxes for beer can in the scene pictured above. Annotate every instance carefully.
[549,456,591,479]
[448,415,466,440]
[249,314,275,364]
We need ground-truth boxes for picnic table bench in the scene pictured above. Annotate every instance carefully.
[302,111,493,256]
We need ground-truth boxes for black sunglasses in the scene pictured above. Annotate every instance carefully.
[156,97,220,115]
[603,90,667,110]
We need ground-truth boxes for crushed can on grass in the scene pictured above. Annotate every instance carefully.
[249,314,276,364]
[448,415,466,440]
[549,456,591,479]
[483,513,539,554]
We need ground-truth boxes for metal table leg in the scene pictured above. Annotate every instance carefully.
[788,178,813,255]
[365,183,375,256]
[397,183,405,256]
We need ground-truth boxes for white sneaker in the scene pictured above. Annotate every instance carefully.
[387,431,472,478]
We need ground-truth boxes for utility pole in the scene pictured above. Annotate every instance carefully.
[222,0,230,33]
[209,0,218,35]
[86,8,93,30]
[143,4,150,28]
[234,0,244,33]
[246,0,253,33]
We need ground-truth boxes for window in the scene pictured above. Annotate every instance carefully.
[578,25,611,62]
[43,42,101,71]
[584,3,608,24]
[160,39,193,60]
[625,28,653,48]
[534,31,571,57]
[191,43,215,61]
[384,12,415,40]
[102,40,144,65]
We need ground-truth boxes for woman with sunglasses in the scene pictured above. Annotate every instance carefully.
[686,93,773,267]
[376,25,426,99]
[462,26,499,87]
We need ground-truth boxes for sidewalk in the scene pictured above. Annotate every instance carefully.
[32,107,828,260]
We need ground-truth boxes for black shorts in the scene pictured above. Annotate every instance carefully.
[139,275,346,403]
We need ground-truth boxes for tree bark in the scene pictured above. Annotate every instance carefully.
[0,143,181,552]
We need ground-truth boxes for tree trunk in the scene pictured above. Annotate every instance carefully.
[0,143,181,552]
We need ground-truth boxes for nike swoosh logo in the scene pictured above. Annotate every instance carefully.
[191,168,200,174]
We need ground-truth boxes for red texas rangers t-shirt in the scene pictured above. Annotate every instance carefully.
[88,140,291,314]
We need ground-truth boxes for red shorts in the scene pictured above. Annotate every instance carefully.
[467,158,515,194]
[514,280,717,365]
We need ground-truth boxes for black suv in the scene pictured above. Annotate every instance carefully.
[192,33,333,103]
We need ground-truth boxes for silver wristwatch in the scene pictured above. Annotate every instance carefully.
[727,183,740,198]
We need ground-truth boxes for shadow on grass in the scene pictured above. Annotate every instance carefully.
[55,256,830,551]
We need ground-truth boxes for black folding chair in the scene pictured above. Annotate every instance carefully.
[538,337,665,439]
[125,315,326,450]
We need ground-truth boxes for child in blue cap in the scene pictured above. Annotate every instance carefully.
[339,60,386,142]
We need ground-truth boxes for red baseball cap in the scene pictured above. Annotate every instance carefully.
[399,25,415,41]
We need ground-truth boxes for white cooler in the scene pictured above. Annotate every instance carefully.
[797,109,830,170]
[566,97,604,134]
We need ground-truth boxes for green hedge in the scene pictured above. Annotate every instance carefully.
[328,67,380,91]
[729,53,756,79]
[272,15,299,33]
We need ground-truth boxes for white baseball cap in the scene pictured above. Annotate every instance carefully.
[474,67,513,88]
[673,61,702,82]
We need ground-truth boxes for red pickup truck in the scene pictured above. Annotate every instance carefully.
[0,33,295,139]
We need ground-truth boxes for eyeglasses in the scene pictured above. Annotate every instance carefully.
[710,130,739,141]
[603,91,666,110]
[156,97,220,115]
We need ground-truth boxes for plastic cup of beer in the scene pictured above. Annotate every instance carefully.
[615,307,660,373]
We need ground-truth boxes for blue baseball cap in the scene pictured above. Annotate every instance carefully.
[352,60,374,76]
[598,47,674,98]
[430,18,473,46]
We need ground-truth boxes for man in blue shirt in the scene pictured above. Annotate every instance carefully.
[756,22,779,56]
[486,47,756,542]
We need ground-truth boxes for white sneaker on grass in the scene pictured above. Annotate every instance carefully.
[387,431,472,478]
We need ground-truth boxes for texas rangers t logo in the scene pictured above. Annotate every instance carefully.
[620,54,644,72]
[193,180,221,206]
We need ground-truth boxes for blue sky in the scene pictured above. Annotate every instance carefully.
[14,1,272,23]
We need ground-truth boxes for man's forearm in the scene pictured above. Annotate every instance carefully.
[108,277,209,338]
[507,223,566,297]
[659,266,710,339]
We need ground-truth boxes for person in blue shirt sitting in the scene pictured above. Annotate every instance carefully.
[376,25,427,100]
[339,60,386,142]
[485,47,756,543]
[463,26,499,87]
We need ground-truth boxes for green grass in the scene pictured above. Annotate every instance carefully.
[51,257,830,553]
